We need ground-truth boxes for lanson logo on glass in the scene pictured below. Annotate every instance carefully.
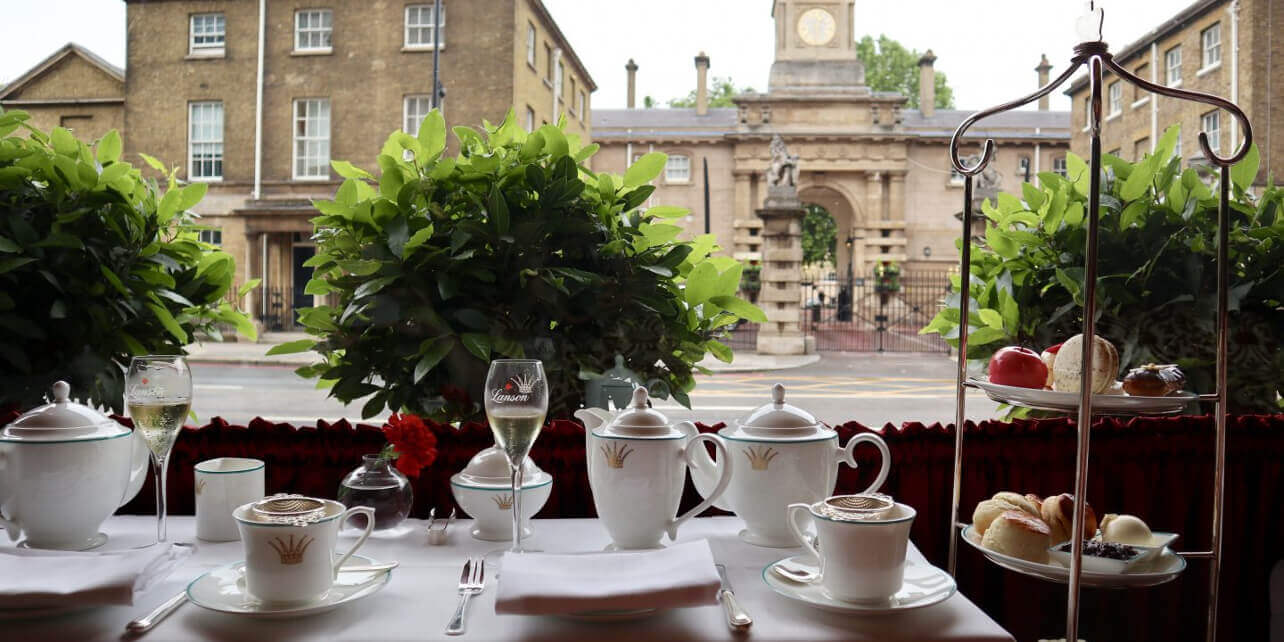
[491,374,537,402]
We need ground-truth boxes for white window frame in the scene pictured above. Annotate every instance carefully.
[577,90,585,121]
[198,229,223,245]
[188,101,223,181]
[1107,81,1122,118]
[1201,23,1222,70]
[948,168,965,186]
[405,3,444,50]
[1174,130,1183,161]
[293,98,331,181]
[664,154,691,183]
[294,9,333,53]
[1202,110,1221,155]
[1053,157,1068,178]
[1165,46,1182,86]
[526,23,536,67]
[189,13,226,56]
[403,94,433,136]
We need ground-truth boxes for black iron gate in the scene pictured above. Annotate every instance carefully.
[800,271,951,352]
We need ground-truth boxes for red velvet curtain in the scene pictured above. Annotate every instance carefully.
[16,412,1282,641]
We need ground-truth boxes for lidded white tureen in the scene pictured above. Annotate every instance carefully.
[688,383,892,547]
[450,446,553,541]
[0,381,150,549]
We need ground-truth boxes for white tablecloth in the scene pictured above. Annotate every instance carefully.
[2,516,1013,641]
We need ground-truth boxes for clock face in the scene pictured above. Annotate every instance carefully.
[797,8,837,46]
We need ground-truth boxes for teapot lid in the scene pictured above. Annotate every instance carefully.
[1,381,129,443]
[596,387,678,437]
[452,445,551,489]
[731,383,830,439]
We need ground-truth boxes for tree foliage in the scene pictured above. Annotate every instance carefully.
[856,35,955,110]
[0,108,256,413]
[921,126,1282,413]
[801,203,837,266]
[277,110,766,420]
[669,77,755,109]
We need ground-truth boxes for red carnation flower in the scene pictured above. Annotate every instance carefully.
[381,413,439,479]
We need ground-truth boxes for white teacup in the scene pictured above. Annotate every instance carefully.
[787,496,916,603]
[195,458,265,542]
[233,495,375,605]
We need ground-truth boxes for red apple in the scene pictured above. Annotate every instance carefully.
[989,346,1049,389]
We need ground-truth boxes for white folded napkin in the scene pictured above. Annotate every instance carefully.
[0,543,191,609]
[494,539,722,615]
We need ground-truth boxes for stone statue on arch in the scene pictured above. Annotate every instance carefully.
[766,134,800,188]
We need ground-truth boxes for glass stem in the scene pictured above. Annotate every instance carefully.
[511,463,524,552]
[153,454,170,544]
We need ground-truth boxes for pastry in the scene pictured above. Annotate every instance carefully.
[1039,343,1062,388]
[1122,364,1186,396]
[1101,381,1125,395]
[1025,493,1044,509]
[972,491,1041,536]
[1050,334,1119,393]
[1099,513,1153,546]
[1039,493,1098,544]
[981,510,1052,563]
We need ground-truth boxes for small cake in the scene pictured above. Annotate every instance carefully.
[1039,343,1062,388]
[1122,364,1186,396]
[1039,493,1098,545]
[972,491,1041,536]
[1051,334,1119,394]
[1099,513,1153,546]
[982,510,1052,563]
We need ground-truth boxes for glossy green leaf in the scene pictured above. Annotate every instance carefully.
[95,130,122,164]
[266,339,316,355]
[623,152,667,188]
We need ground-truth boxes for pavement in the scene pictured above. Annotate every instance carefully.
[186,333,821,373]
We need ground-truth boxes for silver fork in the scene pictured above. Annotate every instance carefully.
[445,557,485,636]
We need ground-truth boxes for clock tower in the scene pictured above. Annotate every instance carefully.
[768,0,866,93]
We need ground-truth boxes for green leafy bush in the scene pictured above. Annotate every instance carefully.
[921,126,1283,412]
[0,109,256,413]
[279,110,765,420]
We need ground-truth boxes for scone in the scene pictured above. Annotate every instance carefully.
[981,510,1052,563]
[1051,333,1119,393]
[972,492,1042,535]
[1039,493,1098,544]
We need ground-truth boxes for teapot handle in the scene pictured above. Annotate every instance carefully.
[668,434,733,541]
[838,433,891,494]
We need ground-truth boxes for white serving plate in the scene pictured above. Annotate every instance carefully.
[966,378,1197,415]
[961,525,1185,588]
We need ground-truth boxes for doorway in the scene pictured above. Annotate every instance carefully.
[291,244,315,321]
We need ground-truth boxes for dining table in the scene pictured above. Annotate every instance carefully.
[3,515,1014,641]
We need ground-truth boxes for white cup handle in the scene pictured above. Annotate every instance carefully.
[332,506,376,576]
[838,432,891,494]
[786,503,821,561]
[669,434,734,541]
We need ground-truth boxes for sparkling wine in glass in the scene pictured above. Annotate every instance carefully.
[126,356,192,544]
[484,359,548,553]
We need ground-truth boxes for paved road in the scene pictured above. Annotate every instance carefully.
[189,353,1001,427]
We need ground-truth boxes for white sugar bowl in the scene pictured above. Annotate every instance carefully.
[449,446,552,541]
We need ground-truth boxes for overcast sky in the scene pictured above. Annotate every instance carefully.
[1,0,1197,112]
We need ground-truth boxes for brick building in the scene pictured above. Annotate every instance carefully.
[1065,0,1280,181]
[0,43,125,143]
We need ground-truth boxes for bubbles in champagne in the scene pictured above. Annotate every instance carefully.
[486,408,546,466]
[127,400,190,457]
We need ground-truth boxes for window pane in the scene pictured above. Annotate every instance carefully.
[189,101,223,179]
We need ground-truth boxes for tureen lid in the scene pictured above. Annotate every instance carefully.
[1,381,130,442]
[596,387,676,437]
[730,383,831,439]
[452,445,552,489]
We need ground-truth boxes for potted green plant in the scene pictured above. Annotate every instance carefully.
[273,110,765,420]
[0,109,257,413]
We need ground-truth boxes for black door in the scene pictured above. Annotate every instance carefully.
[292,245,315,323]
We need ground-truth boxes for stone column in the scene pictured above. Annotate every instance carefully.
[626,59,638,109]
[755,204,806,355]
[1036,54,1052,110]
[888,172,905,223]
[867,171,885,221]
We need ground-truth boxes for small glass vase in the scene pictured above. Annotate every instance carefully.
[337,454,414,531]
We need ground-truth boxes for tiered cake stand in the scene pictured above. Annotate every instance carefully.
[942,8,1253,642]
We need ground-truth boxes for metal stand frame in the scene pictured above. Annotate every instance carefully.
[942,37,1252,642]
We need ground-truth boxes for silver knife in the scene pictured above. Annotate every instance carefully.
[715,563,752,631]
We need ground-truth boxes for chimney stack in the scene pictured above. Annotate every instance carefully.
[1036,54,1053,110]
[625,58,638,109]
[694,51,711,116]
[918,50,937,118]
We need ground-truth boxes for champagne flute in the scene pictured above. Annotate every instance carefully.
[484,359,548,553]
[125,356,192,544]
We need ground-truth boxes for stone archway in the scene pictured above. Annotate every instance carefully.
[798,184,861,280]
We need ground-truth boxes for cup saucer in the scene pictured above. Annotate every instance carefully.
[762,555,956,615]
[186,554,392,619]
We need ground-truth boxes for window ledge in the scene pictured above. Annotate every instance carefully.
[542,78,553,89]
[1196,62,1222,77]
[1167,79,1183,89]
[665,179,692,185]
[1131,96,1150,109]
[1081,124,1091,133]
[292,48,333,56]
[1106,111,1122,122]
[527,60,537,72]
[292,175,333,182]
[186,50,226,60]
[947,179,964,189]
[188,176,223,183]
[401,45,444,52]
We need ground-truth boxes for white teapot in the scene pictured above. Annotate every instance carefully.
[689,383,891,547]
[0,381,150,549]
[576,387,733,549]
